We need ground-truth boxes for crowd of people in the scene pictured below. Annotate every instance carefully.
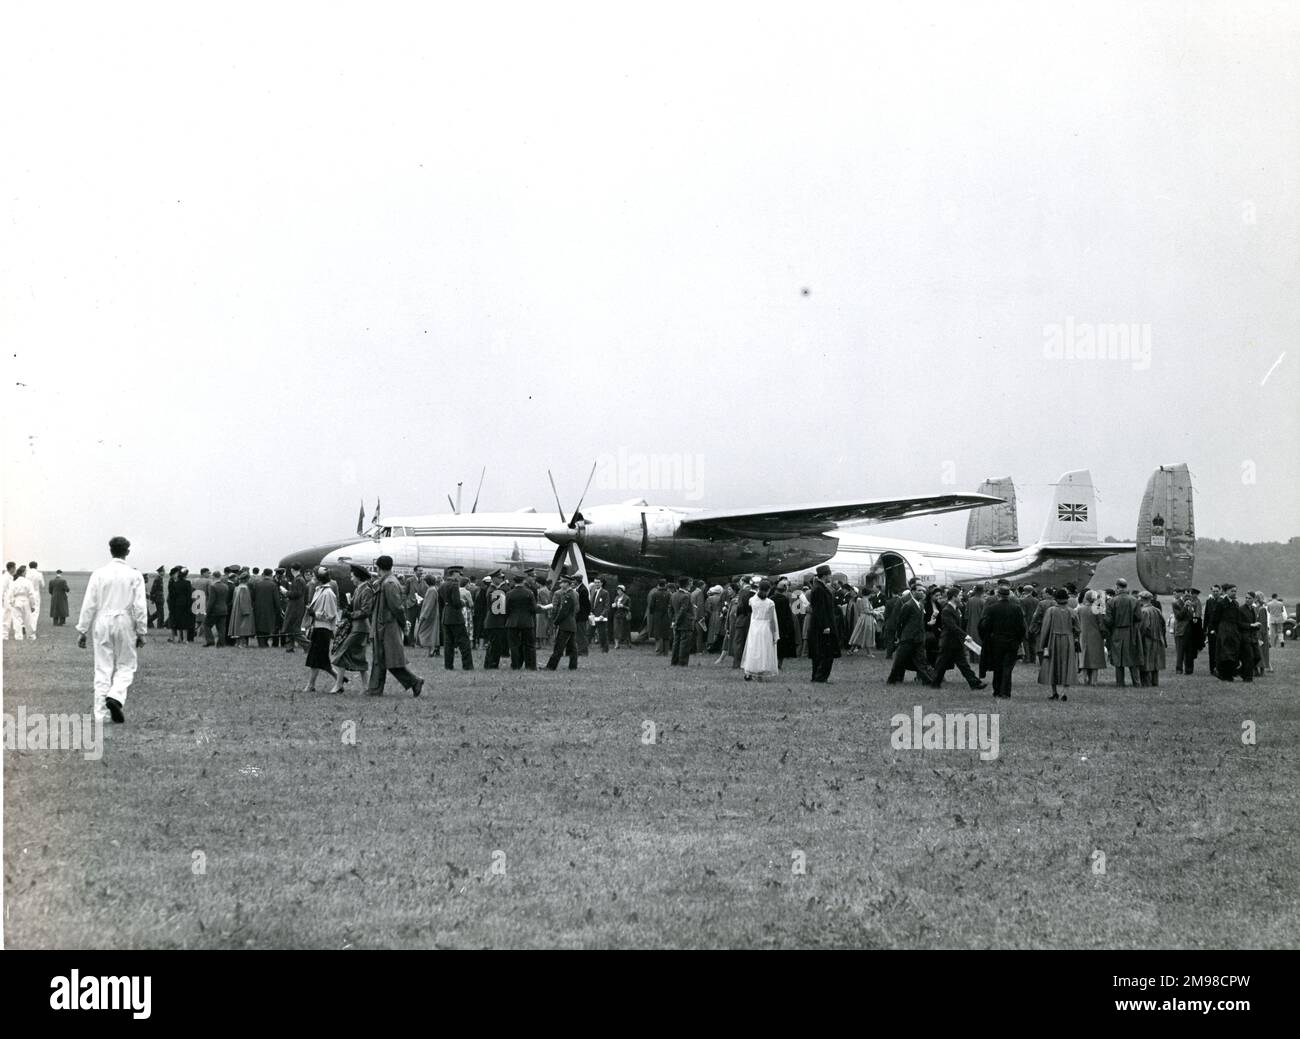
[21,536,1296,724]
[2,561,70,640]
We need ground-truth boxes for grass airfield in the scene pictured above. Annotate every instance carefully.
[4,574,1298,949]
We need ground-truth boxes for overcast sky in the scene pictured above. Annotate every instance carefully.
[4,1,1297,570]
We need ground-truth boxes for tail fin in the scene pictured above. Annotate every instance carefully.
[965,477,1019,549]
[1039,470,1098,545]
[1136,464,1195,594]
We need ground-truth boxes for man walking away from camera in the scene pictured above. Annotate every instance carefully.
[76,536,147,724]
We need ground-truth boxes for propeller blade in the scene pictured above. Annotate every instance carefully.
[547,543,569,587]
[471,466,485,514]
[447,494,456,513]
[547,470,567,525]
[569,542,589,586]
[570,460,598,523]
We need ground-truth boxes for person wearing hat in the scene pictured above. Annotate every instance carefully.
[75,536,148,724]
[610,584,632,649]
[1036,588,1080,700]
[227,570,255,647]
[365,555,425,697]
[439,567,473,670]
[168,566,194,644]
[808,564,840,682]
[646,578,673,655]
[482,572,510,668]
[44,568,69,627]
[414,573,441,653]
[977,583,1026,698]
[328,563,377,691]
[1136,590,1167,686]
[1103,578,1142,686]
[206,567,231,646]
[147,565,166,630]
[1211,584,1248,681]
[505,571,539,669]
[544,574,580,671]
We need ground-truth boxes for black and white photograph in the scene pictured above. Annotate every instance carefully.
[2,0,1297,997]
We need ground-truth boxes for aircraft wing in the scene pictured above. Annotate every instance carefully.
[677,493,1004,539]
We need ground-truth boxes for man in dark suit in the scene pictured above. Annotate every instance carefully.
[588,577,611,652]
[505,572,538,669]
[574,578,592,655]
[545,576,580,670]
[439,567,473,670]
[482,572,508,669]
[808,565,841,682]
[931,588,987,689]
[669,576,695,666]
[1203,585,1223,674]
[978,583,1026,697]
[887,586,937,685]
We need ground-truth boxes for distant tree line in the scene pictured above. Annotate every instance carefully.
[1095,536,1300,595]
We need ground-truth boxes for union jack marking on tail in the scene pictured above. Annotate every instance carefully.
[1057,503,1088,522]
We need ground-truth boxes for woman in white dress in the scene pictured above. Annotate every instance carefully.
[741,580,780,681]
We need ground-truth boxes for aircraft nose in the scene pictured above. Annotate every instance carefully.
[278,547,326,571]
[544,525,576,547]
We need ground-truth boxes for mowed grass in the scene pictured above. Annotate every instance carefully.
[4,574,1298,949]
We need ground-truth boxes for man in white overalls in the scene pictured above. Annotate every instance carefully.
[76,536,148,724]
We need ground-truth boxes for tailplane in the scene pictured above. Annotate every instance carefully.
[1135,463,1196,594]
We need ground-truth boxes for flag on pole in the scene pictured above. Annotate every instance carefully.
[371,498,381,524]
[357,501,365,535]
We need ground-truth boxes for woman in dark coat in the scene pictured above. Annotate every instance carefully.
[1037,589,1080,700]
[168,568,194,642]
[772,579,797,665]
[611,586,631,648]
[47,571,70,625]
